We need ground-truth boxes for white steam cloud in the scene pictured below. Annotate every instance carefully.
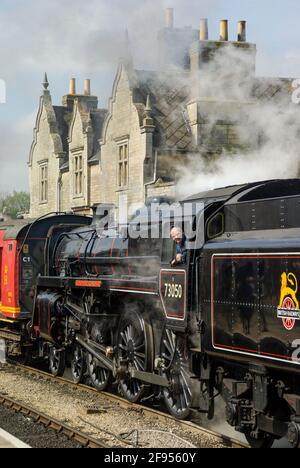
[176,44,300,198]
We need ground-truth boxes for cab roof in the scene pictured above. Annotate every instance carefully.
[185,179,300,205]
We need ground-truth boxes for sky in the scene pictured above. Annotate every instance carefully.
[1,0,300,192]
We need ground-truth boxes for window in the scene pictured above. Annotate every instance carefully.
[40,164,48,203]
[207,213,224,239]
[118,143,129,189]
[74,154,83,196]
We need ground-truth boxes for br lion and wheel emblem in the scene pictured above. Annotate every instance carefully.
[278,273,299,331]
[281,297,296,331]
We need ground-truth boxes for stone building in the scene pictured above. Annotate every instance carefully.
[28,9,297,219]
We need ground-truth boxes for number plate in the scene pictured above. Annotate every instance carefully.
[159,269,187,321]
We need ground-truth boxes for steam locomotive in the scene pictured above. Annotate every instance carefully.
[2,179,300,448]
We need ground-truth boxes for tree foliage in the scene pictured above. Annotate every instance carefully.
[0,191,30,219]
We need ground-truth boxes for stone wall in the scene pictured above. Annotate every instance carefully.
[29,103,61,218]
[99,66,147,215]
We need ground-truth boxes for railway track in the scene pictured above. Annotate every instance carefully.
[0,392,108,448]
[2,362,248,449]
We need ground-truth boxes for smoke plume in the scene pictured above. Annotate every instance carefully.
[176,43,300,198]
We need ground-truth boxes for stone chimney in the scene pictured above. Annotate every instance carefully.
[158,8,198,70]
[190,19,256,91]
[62,78,98,111]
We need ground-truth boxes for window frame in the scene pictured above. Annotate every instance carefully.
[117,141,129,190]
[39,162,48,204]
[73,153,83,198]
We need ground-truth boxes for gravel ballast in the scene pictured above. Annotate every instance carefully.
[0,365,227,448]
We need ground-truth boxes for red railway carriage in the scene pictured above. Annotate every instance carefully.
[0,220,27,321]
[0,214,92,352]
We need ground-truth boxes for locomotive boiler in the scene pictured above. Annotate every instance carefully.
[2,179,300,448]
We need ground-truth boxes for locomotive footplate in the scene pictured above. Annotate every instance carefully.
[37,275,159,296]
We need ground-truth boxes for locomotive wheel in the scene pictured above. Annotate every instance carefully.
[161,330,192,420]
[71,344,86,384]
[117,310,153,403]
[244,432,275,449]
[49,347,65,377]
[87,353,111,392]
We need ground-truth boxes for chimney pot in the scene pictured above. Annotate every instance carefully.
[237,21,246,42]
[165,8,174,28]
[69,78,76,95]
[199,18,208,41]
[84,79,91,96]
[219,20,229,41]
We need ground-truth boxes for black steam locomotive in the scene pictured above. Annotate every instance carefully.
[2,178,300,448]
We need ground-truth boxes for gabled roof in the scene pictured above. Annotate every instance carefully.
[29,90,65,167]
[252,77,294,104]
[90,109,108,162]
[134,70,195,151]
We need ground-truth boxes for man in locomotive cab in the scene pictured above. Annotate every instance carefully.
[170,227,187,267]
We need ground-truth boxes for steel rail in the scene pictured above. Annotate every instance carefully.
[5,362,248,449]
[0,391,108,448]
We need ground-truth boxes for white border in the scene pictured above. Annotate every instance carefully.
[159,269,187,321]
[0,429,30,448]
[211,252,300,366]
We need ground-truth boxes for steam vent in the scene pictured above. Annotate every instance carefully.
[29,8,300,218]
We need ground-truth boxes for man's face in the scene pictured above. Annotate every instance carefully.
[171,229,183,244]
